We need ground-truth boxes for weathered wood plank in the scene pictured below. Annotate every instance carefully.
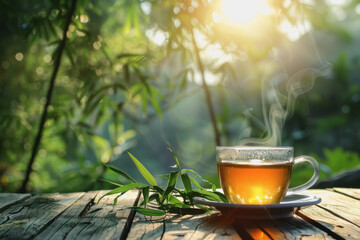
[250,216,331,239]
[304,190,360,227]
[297,189,360,240]
[0,193,31,212]
[333,188,360,200]
[32,191,99,240]
[0,192,84,240]
[298,206,360,240]
[298,191,360,239]
[182,214,241,240]
[125,210,167,239]
[34,190,138,240]
[128,208,330,239]
[130,213,235,240]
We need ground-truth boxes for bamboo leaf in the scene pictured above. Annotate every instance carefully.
[167,143,181,171]
[104,164,136,183]
[149,86,165,100]
[123,4,133,34]
[152,186,164,194]
[149,193,161,205]
[142,186,150,207]
[130,83,143,97]
[117,53,144,59]
[128,152,157,186]
[158,174,169,179]
[167,194,189,208]
[98,182,147,203]
[213,191,228,203]
[99,179,123,187]
[162,171,179,203]
[134,207,165,216]
[141,87,148,114]
[182,169,216,189]
[189,176,202,189]
[149,92,162,119]
[193,189,227,203]
[181,173,192,194]
[168,207,207,215]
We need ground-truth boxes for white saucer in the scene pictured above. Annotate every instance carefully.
[193,194,321,220]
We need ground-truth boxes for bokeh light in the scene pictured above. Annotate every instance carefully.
[221,0,271,24]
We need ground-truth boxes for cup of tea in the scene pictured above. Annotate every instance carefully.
[216,146,319,204]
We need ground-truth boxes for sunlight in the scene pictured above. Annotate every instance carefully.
[221,0,271,24]
[279,20,312,41]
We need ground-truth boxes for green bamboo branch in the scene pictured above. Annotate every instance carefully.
[18,0,78,193]
[190,28,221,146]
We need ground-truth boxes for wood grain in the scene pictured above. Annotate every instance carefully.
[127,212,241,240]
[34,190,138,240]
[304,189,360,227]
[0,188,359,240]
[296,189,360,240]
[333,188,360,200]
[250,216,330,239]
[128,208,330,239]
[0,193,31,212]
[0,192,84,240]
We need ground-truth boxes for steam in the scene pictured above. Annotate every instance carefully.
[239,66,330,146]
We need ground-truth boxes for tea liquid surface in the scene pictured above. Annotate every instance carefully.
[217,161,292,204]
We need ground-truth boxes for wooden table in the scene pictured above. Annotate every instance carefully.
[0,188,359,239]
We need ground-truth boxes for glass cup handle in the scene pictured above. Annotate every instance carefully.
[287,155,320,194]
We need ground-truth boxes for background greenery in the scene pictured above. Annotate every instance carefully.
[1,0,359,193]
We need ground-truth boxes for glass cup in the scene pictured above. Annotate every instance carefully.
[216,146,319,204]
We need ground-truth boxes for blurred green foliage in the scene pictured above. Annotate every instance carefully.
[1,0,360,193]
[291,148,360,187]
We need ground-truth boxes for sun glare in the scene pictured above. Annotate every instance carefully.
[221,0,271,24]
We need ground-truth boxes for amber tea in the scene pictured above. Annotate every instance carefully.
[217,161,292,204]
[216,146,320,205]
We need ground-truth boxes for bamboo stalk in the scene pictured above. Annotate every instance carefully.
[190,28,221,146]
[18,0,78,193]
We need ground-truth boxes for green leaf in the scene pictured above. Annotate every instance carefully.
[189,176,202,189]
[130,83,143,97]
[141,88,148,114]
[149,193,161,205]
[167,194,190,208]
[149,86,165,100]
[98,182,147,203]
[149,92,162,119]
[157,174,169,179]
[181,173,192,192]
[193,189,228,203]
[128,152,158,186]
[134,207,165,216]
[117,53,144,59]
[162,171,179,203]
[152,186,165,194]
[212,191,228,203]
[172,188,187,201]
[167,143,181,171]
[212,184,217,192]
[182,169,216,189]
[104,164,136,183]
[168,207,207,215]
[142,187,150,207]
[99,179,123,187]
